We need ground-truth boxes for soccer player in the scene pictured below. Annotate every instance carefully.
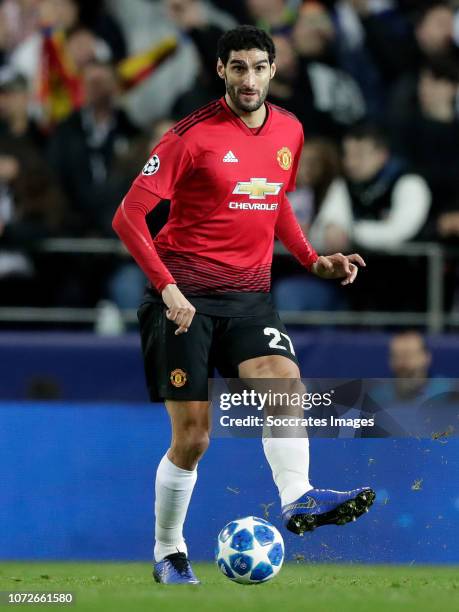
[112,25,375,585]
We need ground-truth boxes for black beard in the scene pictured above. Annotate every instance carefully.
[225,80,269,113]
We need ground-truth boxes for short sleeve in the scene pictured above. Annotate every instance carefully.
[286,127,305,192]
[133,131,194,199]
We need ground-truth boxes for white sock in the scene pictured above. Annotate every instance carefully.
[262,436,312,507]
[154,453,198,562]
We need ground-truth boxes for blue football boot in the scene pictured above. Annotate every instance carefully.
[282,487,375,535]
[153,552,200,585]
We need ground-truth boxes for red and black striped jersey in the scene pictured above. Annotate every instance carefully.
[113,97,318,297]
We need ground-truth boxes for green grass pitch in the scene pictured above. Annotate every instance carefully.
[0,563,458,612]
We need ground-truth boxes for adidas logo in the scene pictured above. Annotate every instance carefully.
[223,150,239,163]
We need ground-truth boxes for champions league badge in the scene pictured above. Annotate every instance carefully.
[142,154,160,176]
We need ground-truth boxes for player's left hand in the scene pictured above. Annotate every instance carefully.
[311,253,366,286]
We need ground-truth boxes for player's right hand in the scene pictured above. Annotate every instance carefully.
[161,284,196,335]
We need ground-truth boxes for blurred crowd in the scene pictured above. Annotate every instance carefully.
[1,0,459,320]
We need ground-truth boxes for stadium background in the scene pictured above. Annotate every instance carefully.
[0,0,458,569]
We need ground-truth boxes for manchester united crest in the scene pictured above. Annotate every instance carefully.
[277,147,292,170]
[170,368,187,387]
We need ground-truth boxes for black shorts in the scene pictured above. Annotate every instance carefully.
[137,299,299,402]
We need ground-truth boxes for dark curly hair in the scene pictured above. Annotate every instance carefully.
[217,25,276,66]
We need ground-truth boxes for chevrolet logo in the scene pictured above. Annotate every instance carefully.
[232,177,283,200]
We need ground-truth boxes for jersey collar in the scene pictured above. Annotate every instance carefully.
[219,96,272,136]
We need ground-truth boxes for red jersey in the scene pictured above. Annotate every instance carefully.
[113,97,318,297]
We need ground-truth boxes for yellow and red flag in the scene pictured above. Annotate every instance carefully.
[37,30,178,128]
[117,36,178,91]
[38,28,83,127]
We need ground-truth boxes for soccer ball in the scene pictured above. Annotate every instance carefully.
[216,516,284,585]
